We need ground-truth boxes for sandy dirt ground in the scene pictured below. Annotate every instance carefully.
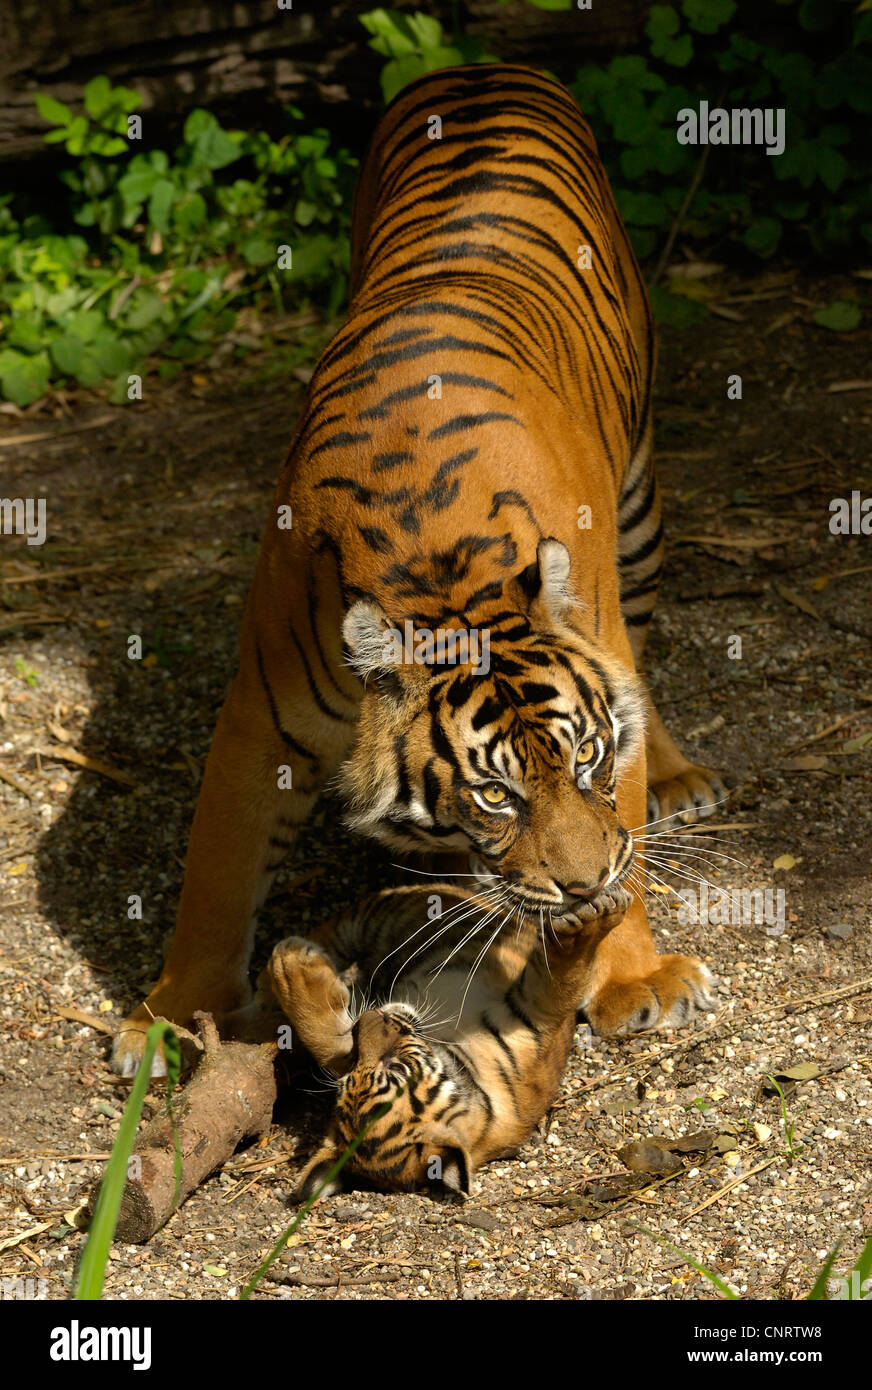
[1,268,870,1301]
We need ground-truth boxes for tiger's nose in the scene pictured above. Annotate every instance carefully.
[356,1009,403,1065]
[563,869,610,900]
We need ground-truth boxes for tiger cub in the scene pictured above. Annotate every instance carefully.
[247,878,631,1197]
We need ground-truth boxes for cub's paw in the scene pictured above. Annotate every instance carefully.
[267,937,348,1017]
[647,765,729,828]
[585,954,717,1035]
[562,883,632,929]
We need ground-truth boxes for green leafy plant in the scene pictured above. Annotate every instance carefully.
[0,81,356,406]
[765,1072,805,1159]
[74,1020,182,1300]
[14,656,40,688]
[360,9,496,102]
[360,0,872,272]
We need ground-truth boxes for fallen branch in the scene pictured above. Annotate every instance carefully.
[106,1014,277,1244]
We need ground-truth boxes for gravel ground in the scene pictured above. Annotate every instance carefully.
[1,269,870,1302]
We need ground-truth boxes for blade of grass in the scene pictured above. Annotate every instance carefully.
[74,1020,180,1300]
[240,1097,394,1300]
[806,1239,844,1301]
[631,1222,740,1300]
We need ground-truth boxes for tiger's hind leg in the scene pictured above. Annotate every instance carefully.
[619,423,728,827]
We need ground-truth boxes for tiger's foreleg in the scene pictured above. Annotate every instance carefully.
[112,584,353,1077]
[579,737,717,1034]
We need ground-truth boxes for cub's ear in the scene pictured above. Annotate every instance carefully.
[420,1128,473,1196]
[342,599,404,695]
[513,538,574,625]
[293,1135,346,1204]
[440,1146,472,1196]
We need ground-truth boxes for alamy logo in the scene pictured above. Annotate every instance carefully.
[677,102,785,157]
[381,620,491,675]
[50,1321,151,1371]
[0,496,46,545]
[829,491,872,535]
[676,884,785,935]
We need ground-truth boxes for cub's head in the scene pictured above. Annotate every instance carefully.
[296,1004,472,1200]
[339,538,644,918]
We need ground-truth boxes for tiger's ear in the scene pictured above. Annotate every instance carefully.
[439,1146,472,1196]
[513,538,574,625]
[421,1128,473,1196]
[342,599,404,696]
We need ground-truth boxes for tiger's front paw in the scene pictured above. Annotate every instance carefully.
[647,765,729,827]
[585,953,717,1035]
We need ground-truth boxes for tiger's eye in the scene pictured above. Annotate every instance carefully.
[576,740,596,766]
[480,783,507,805]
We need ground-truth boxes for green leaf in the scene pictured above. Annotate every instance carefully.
[123,290,165,331]
[87,132,129,157]
[239,235,276,267]
[183,110,241,170]
[816,143,849,192]
[406,12,444,47]
[118,166,160,209]
[649,285,708,329]
[682,0,735,34]
[812,300,862,331]
[646,4,681,41]
[609,55,666,91]
[660,33,693,66]
[172,192,207,236]
[360,9,422,57]
[615,189,668,227]
[83,75,113,119]
[0,349,51,405]
[64,115,90,156]
[34,93,73,126]
[50,335,97,385]
[289,234,338,280]
[92,329,132,375]
[7,316,44,353]
[147,178,177,234]
[62,309,104,343]
[744,216,782,257]
[799,0,836,32]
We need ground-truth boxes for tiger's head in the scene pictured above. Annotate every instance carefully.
[296,1003,473,1200]
[339,538,644,919]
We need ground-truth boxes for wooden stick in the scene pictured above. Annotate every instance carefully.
[106,1014,277,1244]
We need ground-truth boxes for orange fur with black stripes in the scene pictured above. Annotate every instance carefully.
[234,880,631,1196]
[114,64,724,1079]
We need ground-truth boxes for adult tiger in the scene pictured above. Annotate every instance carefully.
[114,63,726,1077]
